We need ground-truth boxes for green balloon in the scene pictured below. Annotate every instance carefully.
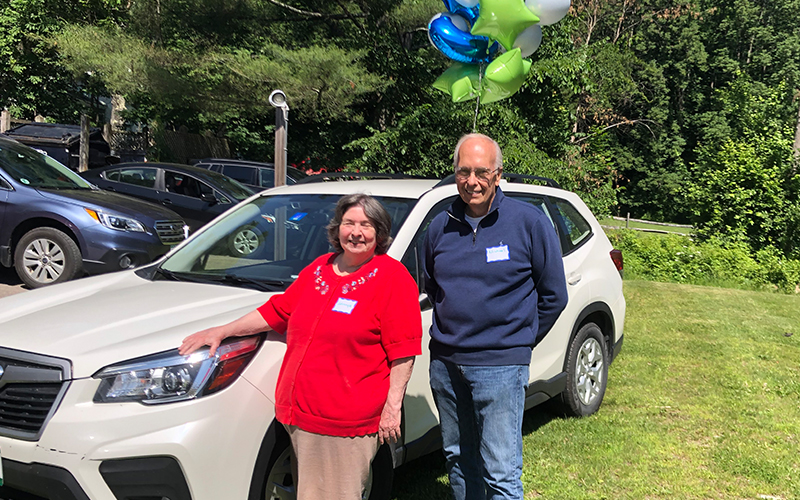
[480,49,532,103]
[433,63,482,103]
[470,0,540,51]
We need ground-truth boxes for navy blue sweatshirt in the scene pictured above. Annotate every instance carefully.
[423,188,568,366]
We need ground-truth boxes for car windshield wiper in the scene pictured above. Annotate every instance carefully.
[156,268,287,291]
[155,268,224,286]
[220,274,288,292]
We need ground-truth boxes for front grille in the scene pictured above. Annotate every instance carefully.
[155,220,186,245]
[0,348,71,441]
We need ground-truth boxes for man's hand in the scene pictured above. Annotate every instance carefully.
[378,401,401,445]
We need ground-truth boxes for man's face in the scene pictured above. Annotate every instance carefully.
[455,137,501,217]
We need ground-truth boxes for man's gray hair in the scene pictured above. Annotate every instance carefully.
[452,133,503,171]
[327,193,393,255]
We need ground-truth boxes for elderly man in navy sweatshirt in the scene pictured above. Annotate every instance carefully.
[423,133,568,500]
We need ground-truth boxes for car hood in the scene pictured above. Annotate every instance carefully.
[37,188,183,222]
[0,270,273,378]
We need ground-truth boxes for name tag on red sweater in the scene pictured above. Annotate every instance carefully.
[486,245,510,263]
[332,297,358,314]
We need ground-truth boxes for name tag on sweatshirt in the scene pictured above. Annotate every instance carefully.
[332,297,358,314]
[486,245,510,263]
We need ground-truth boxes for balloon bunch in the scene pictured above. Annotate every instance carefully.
[429,0,570,104]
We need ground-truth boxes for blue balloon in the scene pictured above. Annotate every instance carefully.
[440,0,480,24]
[428,14,499,64]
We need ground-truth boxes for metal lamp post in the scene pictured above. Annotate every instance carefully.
[269,90,289,260]
[269,90,289,188]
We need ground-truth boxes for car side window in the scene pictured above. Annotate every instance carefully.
[401,197,457,294]
[0,174,11,190]
[507,193,568,254]
[116,167,157,188]
[259,168,276,188]
[551,198,593,250]
[165,171,214,200]
[221,165,255,185]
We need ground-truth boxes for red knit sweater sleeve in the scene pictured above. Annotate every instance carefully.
[379,263,423,361]
[257,255,328,333]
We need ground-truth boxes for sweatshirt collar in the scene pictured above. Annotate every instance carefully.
[450,186,506,223]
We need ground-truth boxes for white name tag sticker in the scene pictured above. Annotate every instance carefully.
[486,245,510,263]
[332,298,358,314]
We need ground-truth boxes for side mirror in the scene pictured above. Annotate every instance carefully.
[200,193,218,204]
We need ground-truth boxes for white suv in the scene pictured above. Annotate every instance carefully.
[0,175,625,500]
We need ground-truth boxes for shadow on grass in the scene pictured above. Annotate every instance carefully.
[391,403,561,500]
[392,451,451,500]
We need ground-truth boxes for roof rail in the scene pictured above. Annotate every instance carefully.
[433,173,562,189]
[295,172,424,184]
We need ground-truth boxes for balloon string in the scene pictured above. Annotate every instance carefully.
[473,63,483,132]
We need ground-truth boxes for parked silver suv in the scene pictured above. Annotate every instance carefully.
[0,176,625,500]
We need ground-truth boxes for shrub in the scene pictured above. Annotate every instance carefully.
[607,230,800,293]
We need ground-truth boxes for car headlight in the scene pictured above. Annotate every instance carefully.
[85,208,147,232]
[93,336,261,405]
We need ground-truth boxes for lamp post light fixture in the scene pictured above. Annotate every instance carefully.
[269,90,289,188]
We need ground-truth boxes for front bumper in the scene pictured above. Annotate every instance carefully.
[78,224,179,275]
[0,376,274,500]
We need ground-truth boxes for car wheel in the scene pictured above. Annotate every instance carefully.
[559,322,608,417]
[262,432,393,500]
[14,227,83,288]
[230,227,262,256]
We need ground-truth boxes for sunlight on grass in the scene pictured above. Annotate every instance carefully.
[392,281,800,500]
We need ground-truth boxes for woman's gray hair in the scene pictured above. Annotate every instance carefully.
[327,194,393,255]
[452,133,503,171]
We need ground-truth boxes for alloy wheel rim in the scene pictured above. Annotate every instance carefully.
[575,337,604,406]
[233,229,260,255]
[22,238,65,283]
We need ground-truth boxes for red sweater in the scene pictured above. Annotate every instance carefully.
[258,253,422,437]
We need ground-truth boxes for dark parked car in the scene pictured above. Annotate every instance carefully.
[82,162,255,231]
[3,122,116,171]
[0,137,186,288]
[193,158,307,191]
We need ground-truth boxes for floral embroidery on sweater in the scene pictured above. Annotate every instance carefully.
[342,268,378,294]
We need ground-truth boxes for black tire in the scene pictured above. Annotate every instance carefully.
[14,227,83,288]
[258,426,394,500]
[559,322,609,417]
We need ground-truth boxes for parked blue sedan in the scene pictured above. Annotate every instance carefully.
[0,137,186,288]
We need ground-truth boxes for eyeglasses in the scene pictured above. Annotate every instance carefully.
[455,167,499,181]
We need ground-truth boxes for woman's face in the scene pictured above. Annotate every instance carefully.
[339,206,377,259]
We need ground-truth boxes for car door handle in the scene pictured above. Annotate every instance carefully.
[567,273,582,286]
[161,199,173,206]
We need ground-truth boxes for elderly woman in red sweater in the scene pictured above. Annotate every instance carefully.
[179,193,422,500]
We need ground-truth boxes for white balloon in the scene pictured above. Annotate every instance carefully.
[513,24,542,58]
[525,0,571,26]
[455,0,479,7]
[445,13,470,32]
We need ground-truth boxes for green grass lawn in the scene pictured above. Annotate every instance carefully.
[392,280,800,500]
[600,218,694,235]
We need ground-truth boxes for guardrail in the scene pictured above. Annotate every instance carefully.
[601,214,693,235]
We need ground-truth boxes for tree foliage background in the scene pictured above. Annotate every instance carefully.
[2,0,800,258]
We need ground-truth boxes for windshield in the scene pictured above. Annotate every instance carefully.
[198,169,254,200]
[0,140,93,189]
[159,193,417,290]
